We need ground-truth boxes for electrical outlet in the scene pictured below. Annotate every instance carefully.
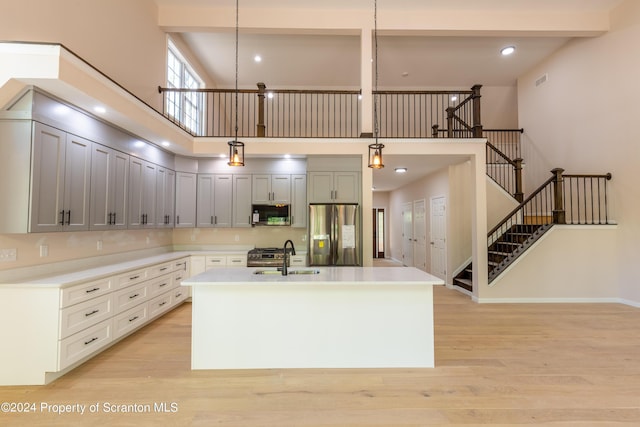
[234,234,240,242]
[0,248,17,262]
[97,240,103,251]
[40,244,49,257]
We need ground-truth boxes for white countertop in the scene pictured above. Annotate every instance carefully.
[182,266,444,286]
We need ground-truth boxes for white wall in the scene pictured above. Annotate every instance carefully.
[517,0,640,304]
[0,0,168,110]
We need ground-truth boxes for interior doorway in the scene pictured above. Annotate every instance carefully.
[430,196,447,279]
[402,202,414,267]
[372,208,385,258]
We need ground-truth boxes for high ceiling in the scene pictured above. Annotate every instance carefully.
[155,0,623,190]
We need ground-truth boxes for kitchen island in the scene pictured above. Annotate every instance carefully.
[182,266,444,370]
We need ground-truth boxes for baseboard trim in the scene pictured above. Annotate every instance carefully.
[475,297,634,305]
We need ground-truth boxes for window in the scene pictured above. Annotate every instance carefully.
[166,39,204,134]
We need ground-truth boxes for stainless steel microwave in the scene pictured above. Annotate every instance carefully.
[251,204,290,226]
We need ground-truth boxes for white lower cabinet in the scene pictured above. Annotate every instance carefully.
[113,303,149,340]
[0,255,193,386]
[58,319,113,371]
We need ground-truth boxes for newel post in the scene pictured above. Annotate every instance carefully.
[445,108,454,137]
[257,82,266,137]
[431,124,439,138]
[471,84,483,138]
[551,168,566,224]
[513,158,524,202]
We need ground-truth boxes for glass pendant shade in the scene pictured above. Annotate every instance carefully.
[227,140,245,166]
[368,143,384,169]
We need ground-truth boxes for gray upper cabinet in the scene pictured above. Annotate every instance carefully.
[128,157,158,228]
[30,123,91,232]
[197,174,232,228]
[307,171,359,204]
[90,144,129,230]
[175,172,197,228]
[252,174,290,204]
[291,174,307,228]
[155,166,175,228]
[232,174,252,227]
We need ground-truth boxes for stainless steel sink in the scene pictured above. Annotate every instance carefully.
[253,269,320,275]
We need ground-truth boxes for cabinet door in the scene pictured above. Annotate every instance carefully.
[196,174,215,228]
[155,167,174,228]
[128,157,145,228]
[142,161,157,228]
[333,172,359,203]
[165,169,176,227]
[175,172,197,228]
[63,134,91,231]
[252,174,271,204]
[90,144,128,231]
[291,174,307,228]
[307,172,334,204]
[233,174,252,227]
[271,174,291,204]
[89,144,112,230]
[30,123,66,232]
[213,174,232,227]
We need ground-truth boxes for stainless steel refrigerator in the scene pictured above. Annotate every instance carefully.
[308,203,360,266]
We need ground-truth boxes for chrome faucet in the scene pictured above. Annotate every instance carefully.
[282,239,296,275]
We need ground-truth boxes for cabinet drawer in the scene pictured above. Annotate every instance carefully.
[148,274,175,297]
[227,256,247,267]
[174,258,189,273]
[205,256,226,269]
[113,303,149,340]
[115,268,148,289]
[59,294,113,339]
[113,282,149,314]
[148,292,173,318]
[58,319,113,370]
[148,262,173,279]
[61,277,112,308]
[173,287,188,305]
[174,269,185,285]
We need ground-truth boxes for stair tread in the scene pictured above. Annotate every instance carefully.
[455,278,472,285]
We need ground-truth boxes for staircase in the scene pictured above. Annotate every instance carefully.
[453,154,613,293]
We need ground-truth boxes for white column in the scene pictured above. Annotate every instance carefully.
[360,27,373,136]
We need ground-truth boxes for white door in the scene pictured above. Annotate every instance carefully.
[430,196,447,280]
[413,199,427,271]
[401,202,413,267]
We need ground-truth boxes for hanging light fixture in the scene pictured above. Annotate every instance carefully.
[228,0,245,166]
[368,0,384,169]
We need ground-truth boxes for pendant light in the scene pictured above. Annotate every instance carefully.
[368,0,384,169]
[228,0,245,166]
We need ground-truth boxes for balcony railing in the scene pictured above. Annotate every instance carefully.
[157,84,483,139]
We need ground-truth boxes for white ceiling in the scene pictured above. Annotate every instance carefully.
[159,0,623,191]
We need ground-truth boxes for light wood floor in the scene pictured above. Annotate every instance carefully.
[2,286,640,426]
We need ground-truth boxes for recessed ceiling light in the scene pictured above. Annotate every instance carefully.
[134,141,145,148]
[501,46,515,56]
[161,141,170,147]
[94,106,106,114]
[254,55,262,63]
[401,71,409,77]
[395,167,408,173]
[284,154,291,159]
[219,153,226,159]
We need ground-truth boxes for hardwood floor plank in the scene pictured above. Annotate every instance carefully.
[1,286,640,426]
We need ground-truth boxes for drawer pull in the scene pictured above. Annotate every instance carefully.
[160,267,168,271]
[85,309,99,317]
[175,276,183,281]
[84,337,98,345]
[85,287,100,294]
[159,282,168,287]
[129,275,140,280]
[159,301,167,307]
[175,292,182,298]
[129,315,139,322]
[129,293,140,299]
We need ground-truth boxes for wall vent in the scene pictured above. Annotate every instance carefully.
[535,73,548,87]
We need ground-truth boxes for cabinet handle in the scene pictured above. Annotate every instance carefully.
[112,212,116,225]
[159,301,167,307]
[129,315,139,322]
[85,287,100,294]
[214,216,217,225]
[85,309,99,317]
[129,293,140,299]
[177,215,180,225]
[160,267,168,271]
[334,190,337,200]
[66,210,71,225]
[159,282,168,287]
[210,216,213,225]
[84,337,99,345]
[59,210,65,225]
[175,292,182,298]
[129,275,140,280]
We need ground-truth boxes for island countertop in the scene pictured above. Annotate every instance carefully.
[182,266,444,286]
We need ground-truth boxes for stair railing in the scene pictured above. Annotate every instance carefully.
[486,142,524,202]
[487,168,613,282]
